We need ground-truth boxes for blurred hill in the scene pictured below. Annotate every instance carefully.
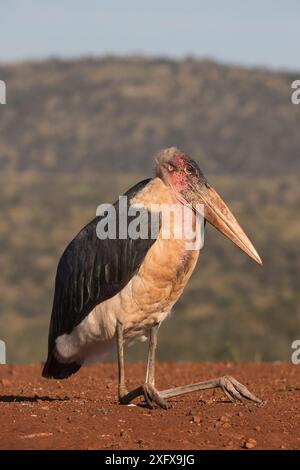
[0,57,299,364]
[0,57,299,175]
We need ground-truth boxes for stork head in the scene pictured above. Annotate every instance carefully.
[155,147,262,265]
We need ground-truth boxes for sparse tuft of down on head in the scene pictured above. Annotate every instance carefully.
[155,147,182,178]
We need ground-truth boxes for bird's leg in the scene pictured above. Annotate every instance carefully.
[145,323,158,386]
[159,376,262,404]
[142,327,261,405]
[142,328,260,406]
[116,320,129,403]
[119,324,171,409]
[122,375,262,408]
[142,324,171,409]
[118,322,262,408]
[120,370,262,409]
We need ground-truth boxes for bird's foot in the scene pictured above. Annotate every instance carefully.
[219,375,263,404]
[118,385,130,404]
[159,374,263,405]
[118,383,171,409]
[118,375,263,408]
[142,383,172,410]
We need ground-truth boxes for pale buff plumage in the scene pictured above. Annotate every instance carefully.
[55,178,200,364]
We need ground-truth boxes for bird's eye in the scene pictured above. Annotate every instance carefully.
[184,165,193,175]
[167,163,174,172]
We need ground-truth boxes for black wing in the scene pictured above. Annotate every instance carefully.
[43,178,159,377]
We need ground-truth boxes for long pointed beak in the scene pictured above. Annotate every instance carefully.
[190,181,262,265]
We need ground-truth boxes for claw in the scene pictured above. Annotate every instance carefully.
[221,383,238,403]
[220,376,262,404]
[143,383,171,410]
[229,376,262,403]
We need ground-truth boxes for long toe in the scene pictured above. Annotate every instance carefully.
[220,376,263,404]
[143,383,172,410]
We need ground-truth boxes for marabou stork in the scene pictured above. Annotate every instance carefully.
[43,148,263,408]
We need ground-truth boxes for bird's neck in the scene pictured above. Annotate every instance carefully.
[131,177,179,208]
[131,177,200,248]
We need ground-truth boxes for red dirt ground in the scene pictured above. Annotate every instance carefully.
[0,362,299,450]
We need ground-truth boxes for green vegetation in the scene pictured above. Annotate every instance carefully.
[0,57,299,363]
[0,57,299,176]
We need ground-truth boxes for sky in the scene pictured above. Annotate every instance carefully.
[1,0,300,70]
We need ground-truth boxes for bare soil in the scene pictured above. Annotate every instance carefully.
[0,362,299,450]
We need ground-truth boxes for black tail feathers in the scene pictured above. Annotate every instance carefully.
[42,351,81,379]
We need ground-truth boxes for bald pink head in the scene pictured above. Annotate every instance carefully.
[155,147,206,194]
[154,147,262,265]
